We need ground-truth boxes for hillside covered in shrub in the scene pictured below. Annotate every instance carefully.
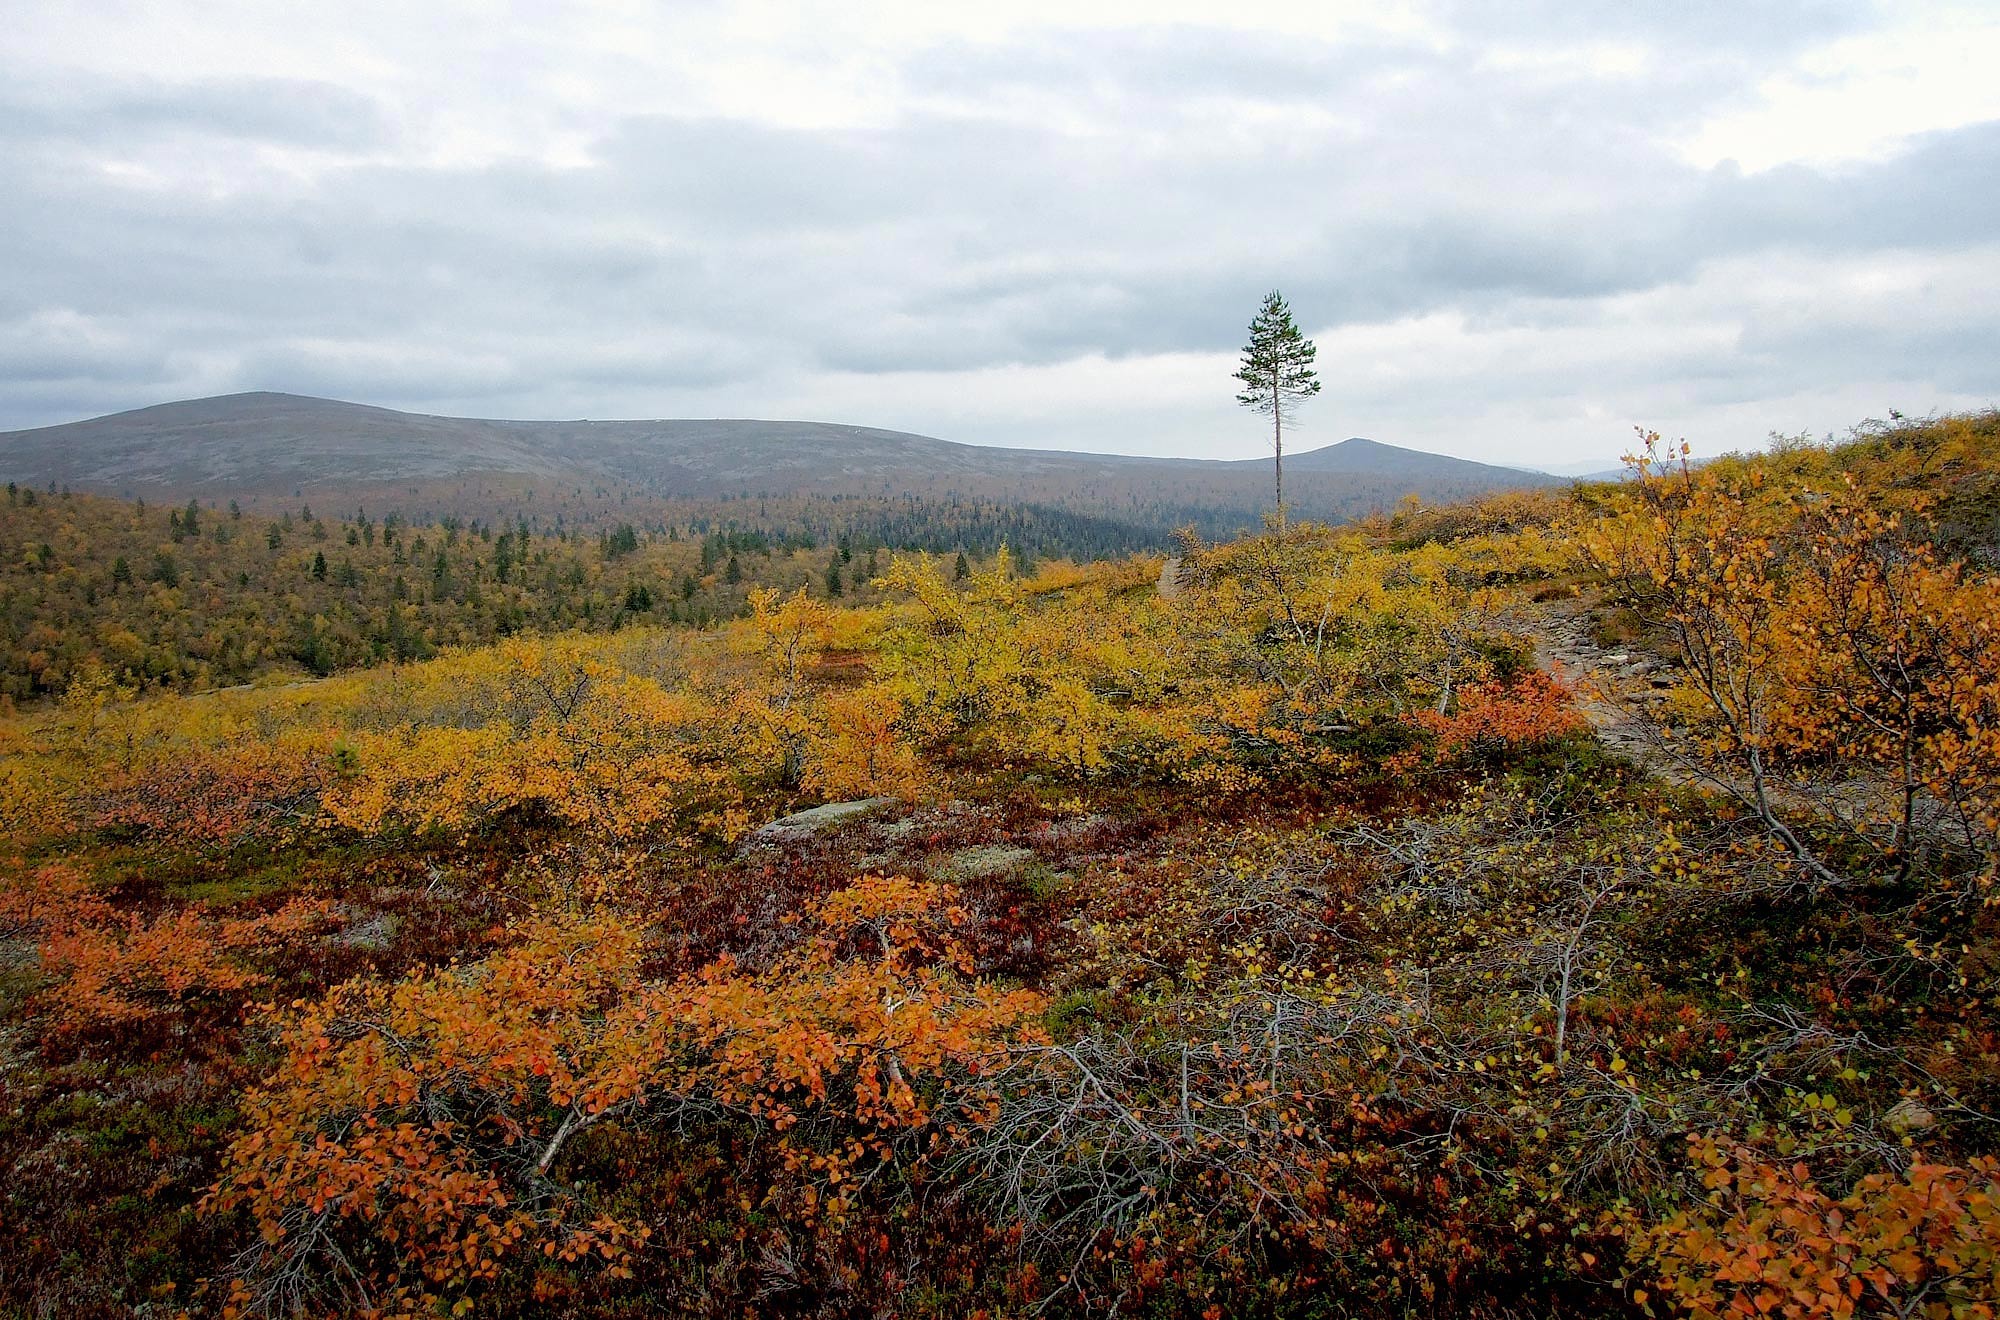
[2,412,1998,1319]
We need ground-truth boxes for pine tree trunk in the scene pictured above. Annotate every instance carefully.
[1272,382,1285,528]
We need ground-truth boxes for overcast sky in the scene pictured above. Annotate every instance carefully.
[3,1,1996,469]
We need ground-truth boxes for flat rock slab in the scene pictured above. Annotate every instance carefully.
[1037,813,1110,842]
[747,797,899,845]
[940,845,1037,880]
[337,911,402,952]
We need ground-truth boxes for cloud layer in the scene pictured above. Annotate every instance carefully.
[3,0,1996,467]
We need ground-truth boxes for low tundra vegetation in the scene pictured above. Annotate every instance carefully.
[1,412,1997,1317]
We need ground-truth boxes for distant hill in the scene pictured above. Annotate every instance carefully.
[0,392,1561,526]
[1284,435,1542,485]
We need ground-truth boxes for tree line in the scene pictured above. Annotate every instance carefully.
[0,485,1163,702]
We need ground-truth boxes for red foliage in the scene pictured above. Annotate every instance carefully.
[1407,670,1587,763]
[1639,1140,2000,1319]
[91,742,327,849]
[29,890,336,1042]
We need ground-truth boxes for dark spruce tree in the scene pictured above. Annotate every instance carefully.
[1234,289,1322,523]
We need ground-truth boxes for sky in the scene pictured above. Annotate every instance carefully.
[2,1,1997,470]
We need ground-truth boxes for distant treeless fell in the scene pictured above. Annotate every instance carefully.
[0,390,1553,525]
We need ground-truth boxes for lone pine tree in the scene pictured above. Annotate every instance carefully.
[1234,290,1322,522]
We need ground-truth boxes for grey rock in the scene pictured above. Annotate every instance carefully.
[339,912,401,952]
[1885,1098,1937,1135]
[940,845,1037,880]
[748,797,899,844]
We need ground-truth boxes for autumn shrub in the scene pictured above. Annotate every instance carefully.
[0,859,111,937]
[1637,1139,2000,1319]
[949,979,1616,1316]
[800,684,926,799]
[1383,486,1574,551]
[1589,436,2000,894]
[874,549,1219,782]
[1164,520,1578,788]
[208,877,1047,1317]
[320,670,755,845]
[6,416,2000,1319]
[36,897,336,1044]
[89,736,330,849]
[1405,669,1589,766]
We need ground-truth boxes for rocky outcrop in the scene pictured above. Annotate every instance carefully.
[746,797,899,846]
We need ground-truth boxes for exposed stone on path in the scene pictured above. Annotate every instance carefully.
[1527,599,1678,771]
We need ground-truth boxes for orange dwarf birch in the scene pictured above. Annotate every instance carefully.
[34,896,335,1038]
[1639,1140,2000,1320]
[209,878,1045,1314]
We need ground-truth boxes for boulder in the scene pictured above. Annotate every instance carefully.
[747,797,899,845]
[1884,1098,1938,1136]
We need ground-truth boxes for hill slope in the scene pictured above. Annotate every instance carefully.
[1282,435,1546,484]
[0,392,1560,515]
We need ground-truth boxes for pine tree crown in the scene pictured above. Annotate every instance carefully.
[1234,289,1322,414]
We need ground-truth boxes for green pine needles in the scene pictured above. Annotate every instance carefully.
[1234,289,1322,521]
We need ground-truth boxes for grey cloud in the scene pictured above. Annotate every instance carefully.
[0,7,1992,456]
[1433,0,1875,61]
[1734,300,2000,400]
[233,343,519,401]
[908,25,1402,108]
[4,95,1991,372]
[1694,122,2000,252]
[0,75,394,150]
[1376,219,1686,301]
[0,340,175,387]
